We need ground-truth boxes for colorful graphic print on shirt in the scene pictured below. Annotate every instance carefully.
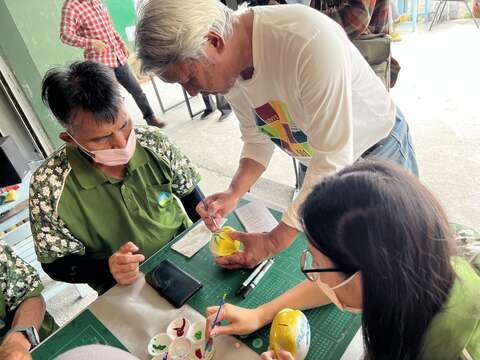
[254,101,313,158]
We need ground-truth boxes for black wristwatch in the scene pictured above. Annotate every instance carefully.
[6,326,40,349]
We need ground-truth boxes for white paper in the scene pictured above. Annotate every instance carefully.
[171,220,225,258]
[234,200,278,233]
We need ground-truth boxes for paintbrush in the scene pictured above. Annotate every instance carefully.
[205,293,227,352]
[201,198,220,231]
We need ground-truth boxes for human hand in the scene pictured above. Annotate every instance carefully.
[215,231,273,269]
[91,39,108,52]
[0,333,32,360]
[216,222,298,269]
[261,350,294,360]
[108,242,145,285]
[195,191,239,232]
[205,303,266,342]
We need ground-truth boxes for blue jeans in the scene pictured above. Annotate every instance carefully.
[297,108,418,186]
[114,62,155,123]
[361,108,419,176]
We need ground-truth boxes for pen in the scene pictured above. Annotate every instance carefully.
[235,259,269,296]
[202,198,220,230]
[205,293,227,352]
[242,259,274,299]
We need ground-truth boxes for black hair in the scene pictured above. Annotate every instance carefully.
[248,0,287,6]
[300,160,455,360]
[41,61,122,126]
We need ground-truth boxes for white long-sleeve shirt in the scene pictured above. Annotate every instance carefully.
[225,4,396,230]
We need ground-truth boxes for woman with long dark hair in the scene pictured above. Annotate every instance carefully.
[205,160,480,359]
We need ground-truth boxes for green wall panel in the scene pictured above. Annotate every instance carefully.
[0,0,138,150]
[104,0,137,46]
[0,1,64,148]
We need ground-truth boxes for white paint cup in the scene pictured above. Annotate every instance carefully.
[187,320,206,346]
[167,317,191,339]
[191,343,215,360]
[148,333,173,357]
[167,337,193,360]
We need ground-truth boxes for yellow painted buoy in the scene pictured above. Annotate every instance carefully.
[269,309,310,360]
[209,226,241,257]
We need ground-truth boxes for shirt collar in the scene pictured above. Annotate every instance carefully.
[127,140,149,171]
[66,140,149,189]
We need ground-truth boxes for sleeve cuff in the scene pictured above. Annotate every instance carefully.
[281,195,305,231]
[240,143,275,169]
[178,172,202,198]
[36,248,84,264]
[10,283,44,311]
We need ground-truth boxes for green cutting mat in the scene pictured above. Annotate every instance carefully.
[140,201,362,360]
[31,309,127,360]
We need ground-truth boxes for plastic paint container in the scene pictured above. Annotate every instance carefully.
[149,318,215,359]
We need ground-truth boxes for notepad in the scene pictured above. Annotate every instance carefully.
[234,200,278,233]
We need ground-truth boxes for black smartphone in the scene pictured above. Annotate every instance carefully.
[145,259,203,308]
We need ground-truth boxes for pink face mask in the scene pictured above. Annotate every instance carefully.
[316,272,362,314]
[70,128,136,166]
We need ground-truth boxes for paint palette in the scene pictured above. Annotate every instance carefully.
[148,318,214,360]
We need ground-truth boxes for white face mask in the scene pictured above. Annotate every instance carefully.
[69,127,136,166]
[316,272,362,314]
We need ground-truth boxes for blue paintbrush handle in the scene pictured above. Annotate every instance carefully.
[211,299,225,329]
[205,298,226,352]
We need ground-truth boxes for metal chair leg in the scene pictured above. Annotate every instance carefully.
[437,0,449,24]
[429,0,445,30]
[464,0,480,29]
[428,2,441,31]
[150,75,203,117]
[182,88,203,120]
[433,0,449,30]
[150,75,166,113]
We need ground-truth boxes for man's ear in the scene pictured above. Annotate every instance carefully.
[204,31,226,55]
[59,132,76,147]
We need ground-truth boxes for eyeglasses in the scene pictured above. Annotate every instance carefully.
[300,249,342,281]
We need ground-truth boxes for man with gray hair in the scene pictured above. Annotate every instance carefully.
[136,1,417,270]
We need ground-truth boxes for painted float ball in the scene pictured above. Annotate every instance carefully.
[269,309,311,360]
[209,226,241,257]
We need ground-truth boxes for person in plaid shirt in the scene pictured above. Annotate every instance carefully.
[258,0,400,87]
[60,0,165,128]
[309,0,388,38]
[309,0,401,87]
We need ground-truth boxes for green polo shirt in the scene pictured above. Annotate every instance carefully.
[30,126,200,293]
[421,257,480,359]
